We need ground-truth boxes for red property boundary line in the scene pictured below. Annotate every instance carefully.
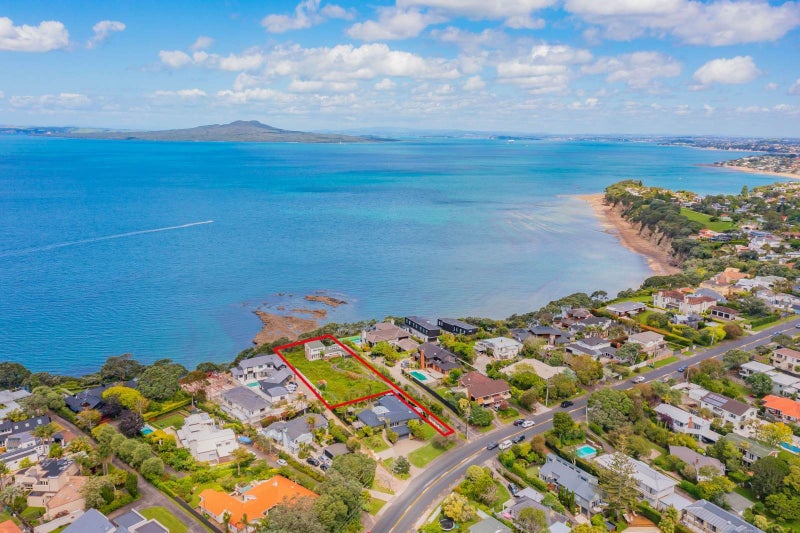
[274,334,455,437]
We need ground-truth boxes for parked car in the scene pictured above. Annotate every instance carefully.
[508,482,520,497]
[632,376,645,383]
[512,434,525,444]
[276,458,288,466]
[513,419,525,426]
[320,463,329,471]
[498,439,513,450]
[560,400,574,408]
[306,457,320,467]
[677,366,686,373]
[486,441,499,450]
[522,420,535,428]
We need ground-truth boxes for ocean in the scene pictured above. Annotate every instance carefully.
[0,136,782,373]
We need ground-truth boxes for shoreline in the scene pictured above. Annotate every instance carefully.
[577,194,680,277]
[702,163,800,180]
[251,293,349,345]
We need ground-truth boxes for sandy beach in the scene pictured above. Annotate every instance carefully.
[578,194,680,277]
[706,164,800,180]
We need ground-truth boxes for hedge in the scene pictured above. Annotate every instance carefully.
[637,502,662,525]
[749,314,781,328]
[144,398,191,421]
[679,480,701,499]
[278,451,325,482]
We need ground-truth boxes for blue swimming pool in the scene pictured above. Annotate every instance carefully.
[576,445,597,458]
[410,370,428,382]
[140,427,153,436]
[781,442,800,454]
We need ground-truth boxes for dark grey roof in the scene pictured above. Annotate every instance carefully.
[510,328,532,342]
[323,442,349,458]
[582,316,611,326]
[264,414,328,442]
[221,386,270,412]
[0,415,51,438]
[38,458,74,477]
[469,517,512,533]
[438,318,478,332]
[0,445,39,463]
[259,383,289,398]
[405,316,441,334]
[130,521,169,533]
[606,301,645,312]
[63,509,116,533]
[580,337,609,347]
[232,353,285,377]
[419,342,461,371]
[357,394,420,428]
[701,392,753,416]
[258,367,293,384]
[539,454,600,504]
[530,326,568,336]
[65,384,110,412]
[114,510,147,529]
[684,500,765,533]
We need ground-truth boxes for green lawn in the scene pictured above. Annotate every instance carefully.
[20,507,44,521]
[382,457,410,480]
[366,497,387,515]
[188,481,225,507]
[282,347,391,405]
[652,356,680,369]
[372,476,395,495]
[680,208,736,231]
[409,442,450,468]
[140,506,188,533]
[364,434,390,452]
[152,413,186,429]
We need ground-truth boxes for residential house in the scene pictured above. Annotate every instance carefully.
[458,372,511,408]
[361,322,418,352]
[469,517,512,533]
[698,392,757,430]
[64,383,119,413]
[403,316,441,342]
[627,331,666,355]
[694,288,726,303]
[568,315,615,335]
[653,291,717,315]
[356,394,420,437]
[566,337,612,358]
[682,499,765,533]
[723,433,777,465]
[771,347,800,374]
[0,415,50,448]
[257,361,296,406]
[654,403,718,442]
[437,318,478,336]
[668,446,724,478]
[0,389,30,420]
[739,361,774,378]
[736,276,786,291]
[762,395,800,423]
[304,340,346,361]
[524,326,571,345]
[111,509,170,533]
[700,268,749,296]
[474,337,523,359]
[538,454,602,515]
[503,495,571,532]
[263,414,328,454]
[199,476,316,533]
[17,459,87,520]
[219,386,272,424]
[595,454,677,509]
[231,354,289,385]
[0,442,46,470]
[176,412,238,464]
[765,371,800,396]
[417,342,461,376]
[605,301,646,317]
[322,442,349,461]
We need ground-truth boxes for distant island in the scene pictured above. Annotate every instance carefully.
[0,120,384,143]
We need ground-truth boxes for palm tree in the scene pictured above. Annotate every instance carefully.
[32,422,56,444]
[222,511,231,533]
[0,462,9,491]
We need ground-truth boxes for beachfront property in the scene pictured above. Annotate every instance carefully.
[668,446,724,478]
[219,386,272,424]
[595,454,678,509]
[361,322,419,352]
[652,290,718,315]
[231,353,290,385]
[514,326,571,346]
[63,508,170,533]
[0,415,51,448]
[681,499,765,533]
[709,305,740,321]
[417,342,461,376]
[654,403,718,442]
[538,454,602,515]
[0,389,30,420]
[403,316,441,342]
[723,433,778,465]
[437,318,478,336]
[626,331,667,355]
[457,371,511,408]
[262,413,328,454]
[762,395,800,423]
[698,392,757,430]
[604,301,646,317]
[176,412,238,464]
[304,339,346,361]
[199,475,316,533]
[356,394,420,437]
[474,337,523,359]
[771,347,800,374]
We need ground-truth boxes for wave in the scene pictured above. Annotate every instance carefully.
[0,220,214,258]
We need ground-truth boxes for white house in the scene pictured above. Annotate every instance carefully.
[305,340,346,361]
[474,337,523,359]
[0,389,30,420]
[627,331,666,355]
[698,392,757,431]
[765,371,800,396]
[739,361,774,378]
[772,347,800,374]
[595,454,677,509]
[654,403,718,442]
[219,386,272,424]
[176,412,238,464]
[231,354,289,385]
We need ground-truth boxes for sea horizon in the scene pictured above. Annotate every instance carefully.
[0,136,785,374]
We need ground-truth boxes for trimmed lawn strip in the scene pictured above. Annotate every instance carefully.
[679,208,736,232]
[140,506,188,533]
[366,498,387,515]
[652,356,679,369]
[152,413,186,429]
[409,442,450,468]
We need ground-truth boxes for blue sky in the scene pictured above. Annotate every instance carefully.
[1,0,799,135]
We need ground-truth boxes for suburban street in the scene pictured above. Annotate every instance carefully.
[373,317,800,533]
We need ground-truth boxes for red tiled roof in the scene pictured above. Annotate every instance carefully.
[763,395,800,419]
[459,371,510,398]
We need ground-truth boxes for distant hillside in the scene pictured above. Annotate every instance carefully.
[3,121,383,143]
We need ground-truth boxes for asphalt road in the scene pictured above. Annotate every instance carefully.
[373,317,800,533]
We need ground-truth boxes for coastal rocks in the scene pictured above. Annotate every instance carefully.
[252,293,348,345]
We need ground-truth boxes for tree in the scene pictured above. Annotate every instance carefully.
[588,388,635,431]
[0,362,30,389]
[32,422,56,443]
[393,456,410,476]
[331,453,376,487]
[520,388,539,409]
[723,324,744,340]
[100,395,123,418]
[518,507,548,533]
[385,428,398,444]
[100,354,143,382]
[82,476,115,509]
[756,422,793,447]
[628,435,651,459]
[746,373,773,397]
[263,497,324,532]
[137,360,187,400]
[765,493,800,520]
[722,349,751,370]
[598,446,639,517]
[570,355,604,385]
[469,404,493,427]
[66,436,93,454]
[125,471,139,497]
[102,386,149,412]
[552,412,577,442]
[739,295,770,316]
[314,470,364,532]
[617,343,641,363]
[441,492,476,522]
[231,447,254,477]
[22,386,65,415]
[697,476,735,505]
[140,457,165,480]
[117,409,144,438]
[751,456,790,499]
[76,409,102,431]
[0,462,8,490]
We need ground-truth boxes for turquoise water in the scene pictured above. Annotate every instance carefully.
[410,371,429,382]
[576,444,597,458]
[780,442,800,454]
[0,137,780,373]
[140,427,153,436]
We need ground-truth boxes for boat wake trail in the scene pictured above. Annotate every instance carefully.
[0,220,215,258]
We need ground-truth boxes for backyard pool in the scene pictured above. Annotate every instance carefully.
[576,445,597,459]
[780,442,800,454]
[410,370,429,382]
[140,427,154,436]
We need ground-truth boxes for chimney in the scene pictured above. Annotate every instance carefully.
[420,348,426,369]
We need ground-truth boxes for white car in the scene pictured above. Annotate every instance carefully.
[632,376,646,383]
[498,439,513,450]
[522,420,535,428]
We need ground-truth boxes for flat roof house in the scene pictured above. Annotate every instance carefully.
[458,371,511,408]
[682,499,765,533]
[739,361,774,378]
[404,316,441,342]
[263,413,328,454]
[474,337,523,359]
[539,454,602,515]
[418,342,461,376]
[304,340,346,361]
[176,412,238,464]
[0,389,30,421]
[219,386,272,424]
[595,454,677,509]
[605,301,646,317]
[357,394,420,437]
[437,318,478,336]
[698,392,757,430]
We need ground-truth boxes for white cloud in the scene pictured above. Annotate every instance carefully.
[262,0,354,33]
[216,88,294,104]
[565,0,800,45]
[463,76,486,91]
[374,78,396,90]
[568,97,599,110]
[0,90,4,99]
[159,50,192,68]
[399,0,555,28]
[583,51,681,89]
[496,44,592,92]
[348,7,445,40]
[288,79,357,92]
[692,56,761,88]
[9,92,90,109]
[432,27,507,50]
[790,79,800,95]
[216,53,265,71]
[765,82,778,91]
[0,17,69,52]
[158,49,265,71]
[87,20,125,48]
[152,89,207,98]
[190,36,214,51]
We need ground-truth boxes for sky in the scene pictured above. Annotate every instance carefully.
[1,0,800,136]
